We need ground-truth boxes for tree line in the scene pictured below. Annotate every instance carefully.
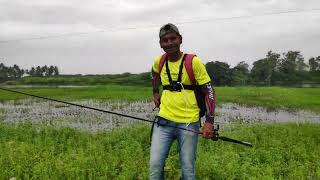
[1,50,319,86]
[0,64,59,83]
[206,50,320,86]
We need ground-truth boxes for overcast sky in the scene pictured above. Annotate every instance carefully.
[0,0,319,74]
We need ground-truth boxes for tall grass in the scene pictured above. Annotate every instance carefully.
[0,123,319,179]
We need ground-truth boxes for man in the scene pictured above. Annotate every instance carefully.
[150,23,216,180]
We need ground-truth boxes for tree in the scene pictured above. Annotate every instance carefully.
[278,51,308,83]
[279,51,298,74]
[0,63,24,82]
[28,67,36,76]
[48,66,55,76]
[26,65,59,77]
[309,56,320,72]
[35,66,43,77]
[12,64,24,79]
[231,61,249,85]
[42,65,50,76]
[0,63,8,82]
[53,66,59,76]
[250,51,280,86]
[206,61,231,86]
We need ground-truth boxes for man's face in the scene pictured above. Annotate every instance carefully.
[159,32,182,54]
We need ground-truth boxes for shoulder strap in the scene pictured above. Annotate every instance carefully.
[176,54,186,83]
[159,53,196,84]
[184,54,196,85]
[158,53,167,74]
[165,54,186,84]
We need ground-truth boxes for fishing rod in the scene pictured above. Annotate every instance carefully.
[0,87,253,147]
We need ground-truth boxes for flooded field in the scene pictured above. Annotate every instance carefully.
[217,103,320,123]
[0,99,154,131]
[0,99,319,131]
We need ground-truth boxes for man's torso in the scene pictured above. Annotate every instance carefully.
[152,53,211,123]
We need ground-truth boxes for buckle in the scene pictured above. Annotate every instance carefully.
[169,82,182,92]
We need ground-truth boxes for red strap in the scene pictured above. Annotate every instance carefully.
[184,54,196,84]
[159,53,196,84]
[158,53,167,74]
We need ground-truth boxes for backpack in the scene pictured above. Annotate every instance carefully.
[158,53,207,118]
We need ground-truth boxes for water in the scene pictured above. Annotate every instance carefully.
[215,103,319,123]
[0,100,319,131]
[0,99,155,131]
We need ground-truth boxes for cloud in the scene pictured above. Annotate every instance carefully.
[0,0,319,74]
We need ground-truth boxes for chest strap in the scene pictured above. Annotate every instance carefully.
[163,84,196,91]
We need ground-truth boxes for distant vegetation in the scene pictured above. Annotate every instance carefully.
[1,50,320,86]
[0,64,59,83]
[4,73,150,86]
[206,50,320,86]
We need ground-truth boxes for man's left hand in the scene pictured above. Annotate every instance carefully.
[202,122,215,139]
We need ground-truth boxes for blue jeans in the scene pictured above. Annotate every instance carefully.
[149,117,200,180]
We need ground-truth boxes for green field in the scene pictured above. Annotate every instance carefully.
[217,86,320,112]
[4,73,150,86]
[0,86,319,112]
[0,85,319,179]
[0,123,319,179]
[0,85,151,102]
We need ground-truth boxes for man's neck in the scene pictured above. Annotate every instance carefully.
[167,51,183,62]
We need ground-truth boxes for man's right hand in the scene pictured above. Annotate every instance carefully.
[202,122,215,139]
[153,93,161,108]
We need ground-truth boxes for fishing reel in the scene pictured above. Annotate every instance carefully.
[211,124,220,141]
[211,124,253,147]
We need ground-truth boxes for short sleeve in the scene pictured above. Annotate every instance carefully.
[192,56,211,85]
[152,56,161,73]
